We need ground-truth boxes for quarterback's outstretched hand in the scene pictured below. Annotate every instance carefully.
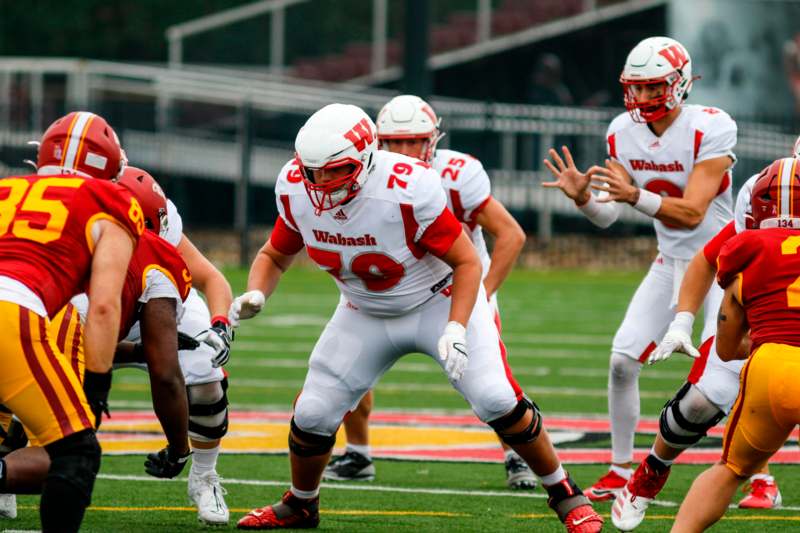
[649,312,700,364]
[437,321,469,382]
[228,290,266,326]
[542,146,592,204]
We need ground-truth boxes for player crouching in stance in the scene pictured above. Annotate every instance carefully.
[230,104,602,532]
[671,158,800,531]
[324,94,533,490]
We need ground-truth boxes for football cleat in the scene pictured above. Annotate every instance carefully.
[237,491,320,530]
[188,470,229,525]
[0,493,16,519]
[564,504,604,533]
[611,458,671,531]
[583,469,629,501]
[738,477,782,509]
[504,453,537,490]
[322,451,375,481]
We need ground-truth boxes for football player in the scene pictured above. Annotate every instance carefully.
[323,95,533,489]
[671,158,800,531]
[609,140,800,530]
[0,166,193,519]
[230,103,602,532]
[0,111,143,532]
[543,36,738,501]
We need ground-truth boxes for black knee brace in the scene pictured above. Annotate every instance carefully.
[288,418,336,457]
[488,397,543,445]
[659,382,724,449]
[43,429,101,507]
[188,378,229,440]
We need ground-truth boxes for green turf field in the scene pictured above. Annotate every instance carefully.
[7,266,800,532]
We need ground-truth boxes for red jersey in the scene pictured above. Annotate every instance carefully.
[703,220,737,265]
[120,231,192,338]
[0,174,144,316]
[717,228,800,349]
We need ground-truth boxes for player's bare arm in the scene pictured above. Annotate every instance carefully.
[84,219,136,373]
[177,234,233,318]
[247,240,296,297]
[591,155,732,229]
[715,277,748,361]
[438,230,482,327]
[473,198,525,298]
[140,297,189,457]
[677,251,717,314]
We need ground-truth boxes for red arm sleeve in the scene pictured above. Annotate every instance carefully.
[703,220,737,265]
[269,216,305,255]
[418,208,463,258]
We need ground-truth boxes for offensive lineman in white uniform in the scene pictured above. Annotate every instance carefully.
[323,95,534,490]
[230,104,603,532]
[610,141,800,530]
[543,37,738,501]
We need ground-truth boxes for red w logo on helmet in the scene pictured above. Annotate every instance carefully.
[658,45,688,69]
[343,118,375,152]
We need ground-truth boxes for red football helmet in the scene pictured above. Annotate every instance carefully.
[37,111,123,181]
[116,166,168,236]
[750,157,800,229]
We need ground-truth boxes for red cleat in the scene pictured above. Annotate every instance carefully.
[583,469,628,501]
[738,478,782,509]
[563,504,604,533]
[237,491,320,530]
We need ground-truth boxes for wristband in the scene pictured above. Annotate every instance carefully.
[633,188,662,217]
[210,315,230,327]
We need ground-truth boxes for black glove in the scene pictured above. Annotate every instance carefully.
[83,370,112,429]
[197,319,233,368]
[177,331,200,351]
[144,445,192,479]
[0,415,28,456]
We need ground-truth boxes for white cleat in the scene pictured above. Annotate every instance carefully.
[0,493,17,519]
[188,471,229,526]
[611,486,653,532]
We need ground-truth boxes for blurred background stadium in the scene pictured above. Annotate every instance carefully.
[3,0,800,270]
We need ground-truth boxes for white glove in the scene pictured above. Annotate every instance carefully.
[437,321,469,382]
[228,290,266,327]
[648,311,700,364]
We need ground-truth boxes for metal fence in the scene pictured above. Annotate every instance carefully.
[0,58,796,249]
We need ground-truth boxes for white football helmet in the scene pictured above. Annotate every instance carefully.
[376,95,443,162]
[295,103,377,214]
[620,36,694,123]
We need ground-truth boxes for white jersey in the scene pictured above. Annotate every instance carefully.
[164,199,183,247]
[274,150,461,318]
[607,104,737,260]
[432,149,492,276]
[733,174,757,233]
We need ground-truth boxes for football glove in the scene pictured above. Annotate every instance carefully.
[83,370,112,429]
[437,321,469,382]
[177,331,200,351]
[196,318,233,368]
[144,445,192,479]
[0,415,28,456]
[228,290,266,326]
[649,311,700,364]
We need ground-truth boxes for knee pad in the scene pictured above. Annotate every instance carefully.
[659,382,724,449]
[43,429,101,506]
[288,418,336,457]
[187,378,228,442]
[488,397,543,445]
[609,352,642,389]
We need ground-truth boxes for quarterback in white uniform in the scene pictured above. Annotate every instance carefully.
[544,37,738,502]
[231,104,602,532]
[611,140,800,530]
[323,95,534,490]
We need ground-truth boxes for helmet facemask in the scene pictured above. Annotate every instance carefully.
[621,73,686,123]
[299,157,365,215]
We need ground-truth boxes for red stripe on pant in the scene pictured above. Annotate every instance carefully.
[19,307,74,436]
[687,336,715,385]
[37,315,92,429]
